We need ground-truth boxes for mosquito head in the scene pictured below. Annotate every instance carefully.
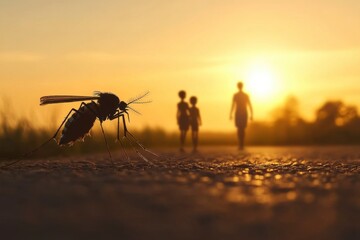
[119,91,151,116]
[119,101,128,111]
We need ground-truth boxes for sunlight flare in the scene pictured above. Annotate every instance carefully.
[245,62,278,100]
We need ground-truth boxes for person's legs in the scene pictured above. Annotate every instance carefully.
[237,127,245,150]
[192,131,198,152]
[180,130,187,151]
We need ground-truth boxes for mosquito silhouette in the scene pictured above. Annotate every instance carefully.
[1,91,157,168]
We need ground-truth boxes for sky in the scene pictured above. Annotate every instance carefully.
[0,0,359,132]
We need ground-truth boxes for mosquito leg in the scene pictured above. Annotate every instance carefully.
[122,135,154,165]
[121,115,159,158]
[53,101,95,141]
[116,113,130,161]
[82,101,99,117]
[127,130,159,157]
[108,111,131,162]
[99,121,113,164]
[24,107,82,157]
[119,115,154,165]
[81,102,115,164]
[2,106,82,168]
[121,115,157,165]
[0,159,22,169]
[117,111,120,140]
[117,137,130,162]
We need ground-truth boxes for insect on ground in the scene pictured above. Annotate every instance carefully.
[1,91,158,168]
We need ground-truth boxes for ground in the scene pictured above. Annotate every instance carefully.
[0,146,359,240]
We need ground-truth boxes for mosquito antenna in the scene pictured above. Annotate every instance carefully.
[127,105,142,115]
[130,100,152,104]
[127,91,150,105]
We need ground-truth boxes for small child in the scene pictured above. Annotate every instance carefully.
[189,96,202,152]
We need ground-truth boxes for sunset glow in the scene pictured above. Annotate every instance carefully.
[0,0,359,132]
[245,62,279,101]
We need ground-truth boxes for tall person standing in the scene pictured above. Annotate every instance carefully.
[230,82,253,150]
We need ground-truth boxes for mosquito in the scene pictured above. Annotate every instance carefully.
[1,91,157,168]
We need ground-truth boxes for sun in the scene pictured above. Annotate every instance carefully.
[244,62,278,100]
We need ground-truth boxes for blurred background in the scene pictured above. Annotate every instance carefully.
[1,0,360,157]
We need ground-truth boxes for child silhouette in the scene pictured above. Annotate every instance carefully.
[177,90,190,152]
[189,96,202,152]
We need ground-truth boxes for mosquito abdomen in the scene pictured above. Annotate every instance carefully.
[59,102,98,145]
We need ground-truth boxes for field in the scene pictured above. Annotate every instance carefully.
[0,146,359,240]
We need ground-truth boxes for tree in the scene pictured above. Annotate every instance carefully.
[271,96,308,144]
[316,101,359,127]
[314,100,360,143]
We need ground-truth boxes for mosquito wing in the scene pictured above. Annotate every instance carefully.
[40,95,100,105]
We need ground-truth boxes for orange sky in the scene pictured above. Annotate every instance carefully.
[1,0,359,131]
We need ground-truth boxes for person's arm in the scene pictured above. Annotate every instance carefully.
[248,96,253,121]
[186,103,190,116]
[198,109,202,126]
[230,95,235,120]
[176,104,180,125]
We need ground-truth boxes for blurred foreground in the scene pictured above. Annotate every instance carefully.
[0,146,359,240]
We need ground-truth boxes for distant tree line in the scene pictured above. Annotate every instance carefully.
[246,97,360,145]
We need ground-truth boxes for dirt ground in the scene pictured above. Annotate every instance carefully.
[0,146,359,240]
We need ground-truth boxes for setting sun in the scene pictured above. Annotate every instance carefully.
[245,62,279,101]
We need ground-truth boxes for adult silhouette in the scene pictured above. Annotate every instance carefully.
[230,82,253,150]
[177,90,190,152]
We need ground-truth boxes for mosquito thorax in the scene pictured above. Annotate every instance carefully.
[97,93,120,118]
